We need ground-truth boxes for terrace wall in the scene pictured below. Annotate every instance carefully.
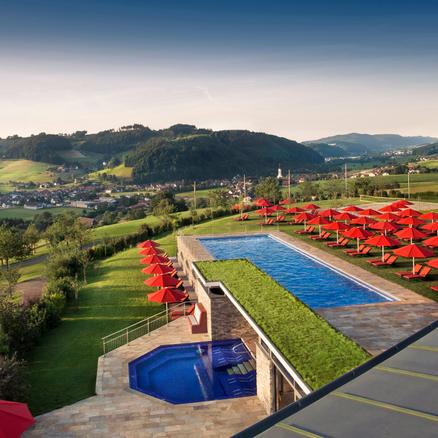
[256,344,275,414]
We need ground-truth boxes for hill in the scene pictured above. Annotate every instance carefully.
[125,129,324,182]
[308,133,437,155]
[412,141,438,157]
[305,142,346,158]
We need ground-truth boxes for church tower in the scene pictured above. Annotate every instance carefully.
[277,164,283,179]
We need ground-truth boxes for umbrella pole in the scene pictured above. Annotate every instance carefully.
[319,225,322,237]
[412,257,415,275]
[303,219,307,230]
[357,238,360,252]
[336,230,339,243]
[166,302,169,324]
[381,246,385,262]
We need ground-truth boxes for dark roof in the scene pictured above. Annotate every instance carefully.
[235,320,438,438]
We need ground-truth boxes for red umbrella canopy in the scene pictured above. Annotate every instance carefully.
[0,400,35,438]
[342,205,363,212]
[379,204,400,213]
[392,199,413,207]
[419,212,438,221]
[255,207,273,216]
[270,205,286,212]
[319,208,339,218]
[304,203,320,210]
[286,206,304,214]
[397,217,424,227]
[294,212,316,223]
[231,203,242,211]
[423,222,438,232]
[255,198,272,207]
[307,216,331,225]
[139,246,164,256]
[148,287,187,304]
[395,227,427,241]
[365,235,401,247]
[343,227,373,239]
[359,208,381,216]
[144,274,180,288]
[393,243,434,259]
[141,264,175,275]
[351,216,376,225]
[334,212,356,222]
[140,254,170,265]
[423,235,438,247]
[137,240,160,248]
[427,258,438,269]
[399,208,421,217]
[378,212,400,222]
[324,221,349,231]
[369,221,399,233]
[279,198,295,205]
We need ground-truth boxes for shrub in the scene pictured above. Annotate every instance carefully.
[39,293,66,328]
[45,277,78,300]
[0,354,29,401]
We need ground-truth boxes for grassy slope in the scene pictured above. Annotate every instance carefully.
[0,159,53,183]
[197,260,370,389]
[0,207,83,221]
[26,234,176,415]
[88,164,133,180]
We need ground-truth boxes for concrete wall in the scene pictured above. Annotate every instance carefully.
[256,344,275,415]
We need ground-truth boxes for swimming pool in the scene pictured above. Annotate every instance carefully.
[129,339,256,404]
[199,235,393,308]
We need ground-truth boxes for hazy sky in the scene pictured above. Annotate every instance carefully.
[1,0,438,141]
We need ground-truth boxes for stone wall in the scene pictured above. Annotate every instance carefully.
[256,344,275,415]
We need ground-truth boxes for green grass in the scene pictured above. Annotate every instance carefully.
[175,187,218,198]
[196,260,370,390]
[26,235,176,415]
[420,160,438,169]
[0,207,83,220]
[88,164,133,180]
[0,159,53,184]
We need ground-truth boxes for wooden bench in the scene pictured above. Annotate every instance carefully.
[188,303,207,334]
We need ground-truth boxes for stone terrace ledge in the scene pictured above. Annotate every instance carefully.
[25,318,266,438]
[178,231,438,355]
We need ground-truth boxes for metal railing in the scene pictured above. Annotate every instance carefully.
[101,300,195,354]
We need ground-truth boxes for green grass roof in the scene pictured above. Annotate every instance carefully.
[196,259,371,390]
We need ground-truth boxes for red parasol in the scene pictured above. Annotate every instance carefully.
[344,227,373,251]
[419,212,438,222]
[139,246,164,256]
[365,235,401,262]
[391,199,413,208]
[324,221,349,242]
[286,206,304,214]
[255,198,272,207]
[147,287,187,313]
[397,217,424,228]
[294,212,316,229]
[379,204,400,213]
[395,227,427,244]
[369,221,399,235]
[137,240,160,248]
[303,203,320,211]
[308,216,331,236]
[427,258,438,269]
[141,264,175,275]
[144,274,181,288]
[359,208,381,217]
[398,208,421,217]
[319,208,339,219]
[334,212,356,223]
[422,222,438,235]
[279,198,295,205]
[140,254,170,265]
[351,215,376,229]
[378,212,399,222]
[343,205,363,212]
[393,244,434,274]
[0,400,35,438]
[423,235,438,248]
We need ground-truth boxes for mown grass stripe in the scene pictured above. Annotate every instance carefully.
[375,365,438,382]
[331,392,438,423]
[275,423,323,437]
[408,345,438,353]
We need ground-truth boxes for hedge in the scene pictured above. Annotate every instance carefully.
[196,259,370,390]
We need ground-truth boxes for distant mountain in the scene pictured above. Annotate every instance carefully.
[412,141,438,156]
[125,129,324,182]
[305,142,347,158]
[307,133,437,155]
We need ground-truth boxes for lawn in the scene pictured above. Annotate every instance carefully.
[88,164,134,180]
[0,159,53,184]
[0,207,83,221]
[197,259,370,390]
[26,235,176,415]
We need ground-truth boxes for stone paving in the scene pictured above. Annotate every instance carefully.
[25,318,266,438]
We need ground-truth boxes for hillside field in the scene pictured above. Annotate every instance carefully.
[88,164,133,180]
[0,159,54,191]
[0,207,83,220]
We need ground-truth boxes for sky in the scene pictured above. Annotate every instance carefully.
[1,0,438,141]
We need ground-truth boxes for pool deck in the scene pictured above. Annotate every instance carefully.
[180,231,438,355]
[25,318,266,438]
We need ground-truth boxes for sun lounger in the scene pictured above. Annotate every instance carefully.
[345,244,366,254]
[431,286,438,292]
[234,213,249,221]
[326,238,350,247]
[346,246,372,257]
[296,226,315,235]
[171,303,195,320]
[260,218,275,226]
[402,266,432,280]
[276,215,286,222]
[367,253,391,265]
[310,231,331,240]
[395,264,423,277]
[369,255,398,267]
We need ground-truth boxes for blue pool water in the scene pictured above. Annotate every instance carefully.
[129,339,256,403]
[199,235,392,308]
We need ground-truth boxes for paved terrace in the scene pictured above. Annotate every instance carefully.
[179,231,438,355]
[25,318,266,438]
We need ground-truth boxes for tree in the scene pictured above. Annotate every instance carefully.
[153,199,176,216]
[24,224,40,254]
[255,177,282,204]
[0,225,30,269]
[45,214,89,250]
[0,268,21,297]
[209,189,230,208]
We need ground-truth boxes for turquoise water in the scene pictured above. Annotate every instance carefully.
[199,235,392,309]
